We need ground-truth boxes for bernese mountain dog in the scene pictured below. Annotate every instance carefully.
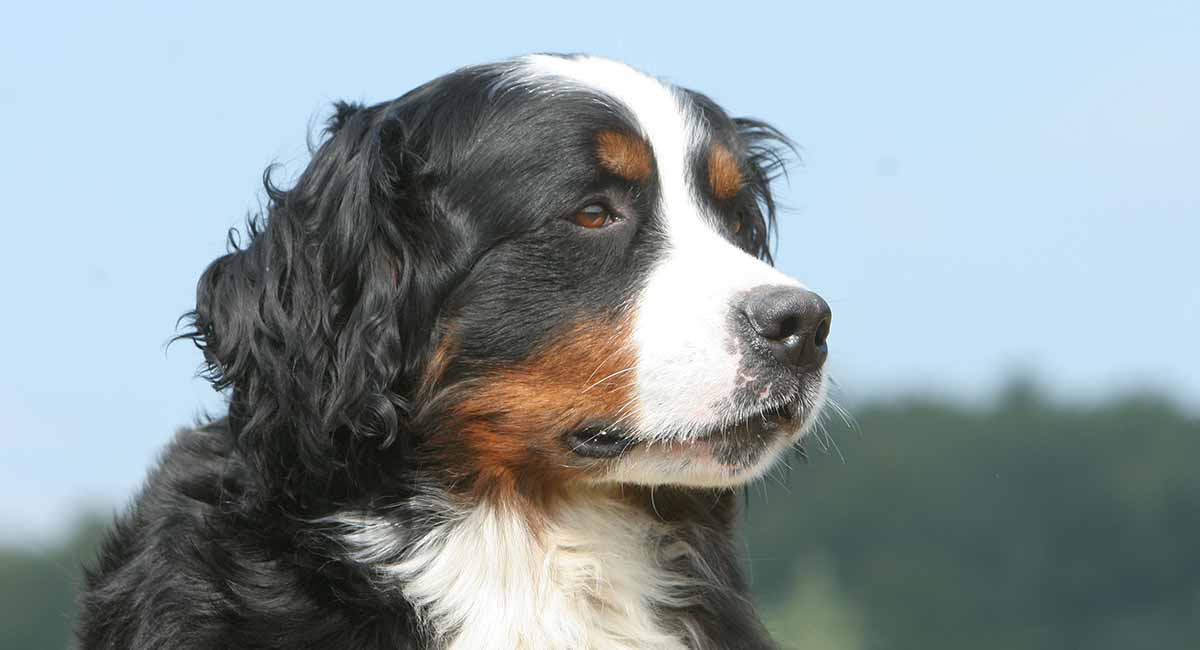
[78,54,832,649]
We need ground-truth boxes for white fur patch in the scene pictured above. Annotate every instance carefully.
[336,492,708,649]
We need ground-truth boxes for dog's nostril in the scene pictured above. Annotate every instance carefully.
[777,315,801,341]
[813,316,830,348]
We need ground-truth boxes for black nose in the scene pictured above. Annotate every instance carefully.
[741,285,831,370]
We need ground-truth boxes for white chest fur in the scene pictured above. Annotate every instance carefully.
[336,493,708,649]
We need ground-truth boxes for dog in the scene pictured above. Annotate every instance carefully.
[77,54,832,649]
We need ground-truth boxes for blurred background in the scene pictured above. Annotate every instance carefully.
[2,1,1197,648]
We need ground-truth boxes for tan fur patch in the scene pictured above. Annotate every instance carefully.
[419,327,458,400]
[596,130,653,182]
[443,314,638,499]
[708,143,743,200]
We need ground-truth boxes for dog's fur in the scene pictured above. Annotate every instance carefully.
[77,55,828,649]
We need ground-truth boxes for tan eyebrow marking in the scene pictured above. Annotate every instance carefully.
[595,130,653,182]
[707,143,744,200]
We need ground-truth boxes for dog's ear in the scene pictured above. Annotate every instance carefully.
[733,117,796,265]
[183,101,434,504]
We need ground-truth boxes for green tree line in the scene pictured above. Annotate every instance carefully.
[3,380,1197,649]
[750,380,1200,649]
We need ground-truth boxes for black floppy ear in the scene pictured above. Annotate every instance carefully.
[183,101,428,502]
[733,117,797,265]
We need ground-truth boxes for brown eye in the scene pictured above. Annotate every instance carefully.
[571,203,614,229]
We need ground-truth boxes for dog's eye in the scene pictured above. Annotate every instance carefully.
[571,204,615,229]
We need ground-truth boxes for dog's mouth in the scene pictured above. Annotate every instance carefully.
[566,401,801,459]
[566,426,641,459]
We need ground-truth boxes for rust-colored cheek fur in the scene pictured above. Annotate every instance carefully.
[708,143,744,200]
[595,130,653,182]
[437,316,638,498]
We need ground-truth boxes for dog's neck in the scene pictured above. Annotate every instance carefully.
[332,484,767,649]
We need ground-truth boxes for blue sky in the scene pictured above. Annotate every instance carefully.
[2,1,1197,540]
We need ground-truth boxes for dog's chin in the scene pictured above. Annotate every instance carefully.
[578,385,826,489]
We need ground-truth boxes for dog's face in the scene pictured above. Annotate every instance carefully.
[189,55,830,502]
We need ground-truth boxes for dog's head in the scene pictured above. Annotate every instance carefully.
[186,55,831,504]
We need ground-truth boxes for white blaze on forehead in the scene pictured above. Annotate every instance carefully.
[518,55,802,442]
[520,54,699,242]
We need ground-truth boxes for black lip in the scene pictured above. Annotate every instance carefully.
[702,401,798,440]
[702,401,801,467]
[565,402,801,459]
[565,426,640,458]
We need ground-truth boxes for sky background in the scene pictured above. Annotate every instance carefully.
[2,1,1197,542]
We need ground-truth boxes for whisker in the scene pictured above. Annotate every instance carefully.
[582,366,637,393]
[583,337,629,385]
